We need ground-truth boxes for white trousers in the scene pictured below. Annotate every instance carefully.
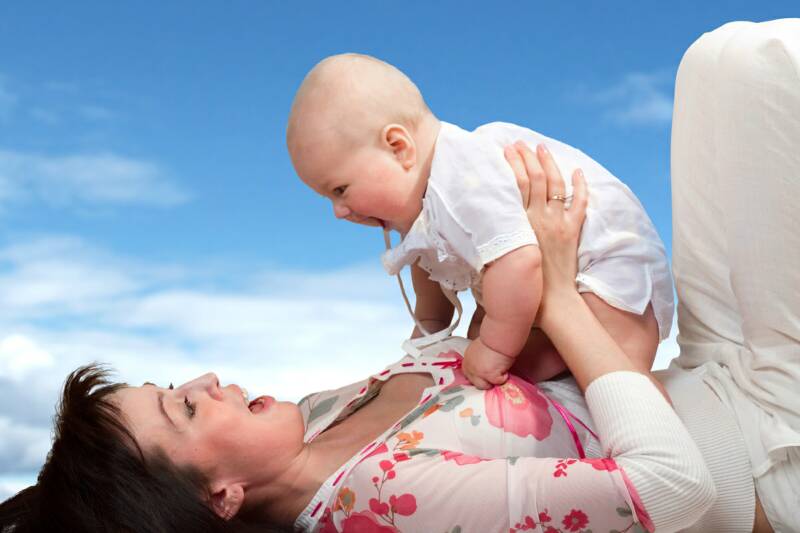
[671,19,800,532]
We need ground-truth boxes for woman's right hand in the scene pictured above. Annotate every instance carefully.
[504,142,588,331]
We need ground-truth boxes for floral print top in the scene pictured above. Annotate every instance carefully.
[294,337,653,533]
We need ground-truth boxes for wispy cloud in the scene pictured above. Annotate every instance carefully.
[580,71,674,126]
[78,104,115,121]
[29,107,60,125]
[0,77,18,121]
[0,149,189,211]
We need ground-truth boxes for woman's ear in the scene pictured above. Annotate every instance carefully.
[209,482,244,520]
[381,123,416,170]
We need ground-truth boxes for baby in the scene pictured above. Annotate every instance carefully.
[287,54,673,389]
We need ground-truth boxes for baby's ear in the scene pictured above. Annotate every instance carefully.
[381,124,416,170]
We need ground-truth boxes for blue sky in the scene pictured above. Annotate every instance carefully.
[0,1,795,497]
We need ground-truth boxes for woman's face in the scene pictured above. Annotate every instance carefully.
[114,372,306,485]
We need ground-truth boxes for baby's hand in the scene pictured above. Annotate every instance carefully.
[462,338,515,390]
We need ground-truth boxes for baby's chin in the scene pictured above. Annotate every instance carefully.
[347,216,385,228]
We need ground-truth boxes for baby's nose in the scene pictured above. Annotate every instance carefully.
[333,202,351,219]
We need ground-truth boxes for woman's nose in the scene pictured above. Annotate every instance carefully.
[180,372,223,399]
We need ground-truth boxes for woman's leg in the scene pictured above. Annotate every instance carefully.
[672,19,800,531]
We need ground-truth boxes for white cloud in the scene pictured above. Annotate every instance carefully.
[0,237,148,319]
[0,335,54,381]
[0,418,51,473]
[583,71,674,126]
[0,475,37,502]
[0,148,189,210]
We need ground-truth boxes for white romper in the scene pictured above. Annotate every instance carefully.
[383,121,674,339]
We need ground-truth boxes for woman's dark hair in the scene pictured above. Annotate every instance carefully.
[0,364,269,532]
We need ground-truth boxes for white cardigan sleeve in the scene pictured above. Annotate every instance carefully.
[586,371,716,532]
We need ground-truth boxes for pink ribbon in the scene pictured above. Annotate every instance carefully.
[547,397,599,459]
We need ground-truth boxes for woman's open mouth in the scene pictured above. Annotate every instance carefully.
[248,395,274,414]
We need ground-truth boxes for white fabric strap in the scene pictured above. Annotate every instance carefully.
[384,228,462,357]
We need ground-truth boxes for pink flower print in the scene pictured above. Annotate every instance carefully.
[484,377,553,439]
[388,494,417,516]
[561,509,589,531]
[340,510,399,533]
[369,498,390,516]
[553,458,577,477]
[358,443,388,465]
[538,511,551,523]
[318,508,340,533]
[441,450,486,466]
[580,457,619,472]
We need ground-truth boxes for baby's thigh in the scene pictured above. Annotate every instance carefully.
[510,329,567,384]
[580,293,659,371]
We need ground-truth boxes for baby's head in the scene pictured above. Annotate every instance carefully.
[287,53,439,233]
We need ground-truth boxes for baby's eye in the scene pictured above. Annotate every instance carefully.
[184,396,196,418]
[332,185,347,196]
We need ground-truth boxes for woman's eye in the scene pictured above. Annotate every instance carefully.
[333,186,347,196]
[184,397,196,418]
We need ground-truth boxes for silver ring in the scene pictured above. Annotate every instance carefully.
[549,194,572,202]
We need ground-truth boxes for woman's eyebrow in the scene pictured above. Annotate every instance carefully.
[157,391,177,430]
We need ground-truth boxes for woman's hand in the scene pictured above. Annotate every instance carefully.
[504,142,588,330]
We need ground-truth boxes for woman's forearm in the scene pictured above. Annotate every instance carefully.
[539,289,637,392]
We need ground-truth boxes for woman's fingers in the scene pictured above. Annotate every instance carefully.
[504,145,530,208]
[514,141,547,215]
[536,144,566,205]
[569,169,589,225]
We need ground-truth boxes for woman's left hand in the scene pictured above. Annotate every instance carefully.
[504,142,588,328]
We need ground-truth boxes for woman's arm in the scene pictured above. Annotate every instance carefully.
[508,142,671,400]
[504,142,637,390]
[504,142,714,530]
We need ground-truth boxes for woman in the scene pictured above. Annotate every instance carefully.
[2,19,796,533]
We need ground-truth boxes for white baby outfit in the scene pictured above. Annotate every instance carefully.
[382,121,674,339]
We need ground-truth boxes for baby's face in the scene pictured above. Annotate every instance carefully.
[297,144,423,234]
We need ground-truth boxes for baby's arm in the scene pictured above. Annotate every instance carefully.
[462,244,542,389]
[409,261,454,339]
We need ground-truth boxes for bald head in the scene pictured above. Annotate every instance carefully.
[286,54,433,161]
